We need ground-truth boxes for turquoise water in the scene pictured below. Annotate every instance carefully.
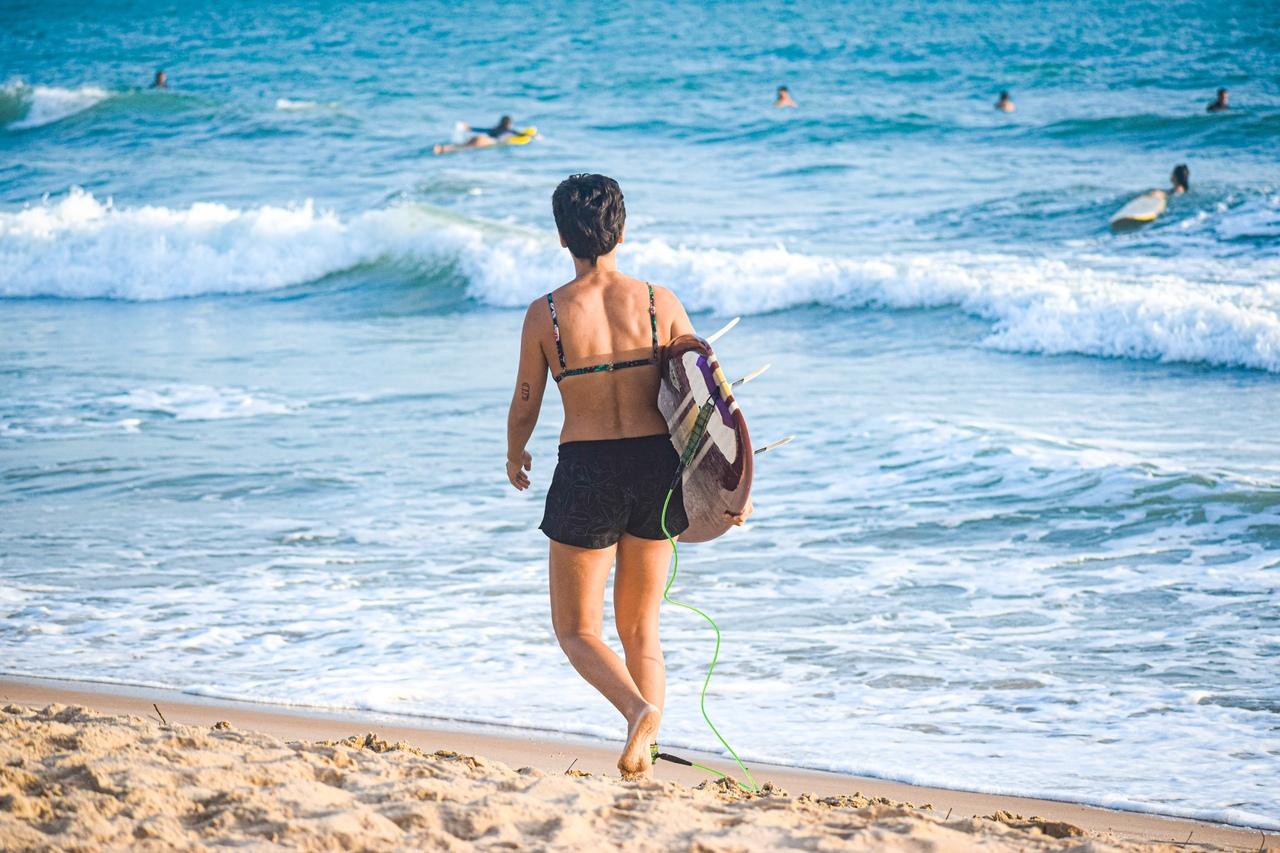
[2,0,1279,828]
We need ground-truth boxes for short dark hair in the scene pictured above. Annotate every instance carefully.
[552,174,626,264]
[1217,88,1227,97]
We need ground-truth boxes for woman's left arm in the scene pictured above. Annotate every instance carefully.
[506,301,549,490]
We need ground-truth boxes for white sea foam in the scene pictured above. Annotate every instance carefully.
[1213,193,1280,240]
[274,98,339,111]
[3,189,1279,372]
[1,81,112,130]
[108,385,298,421]
[0,384,297,441]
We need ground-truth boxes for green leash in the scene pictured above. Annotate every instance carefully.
[657,487,760,793]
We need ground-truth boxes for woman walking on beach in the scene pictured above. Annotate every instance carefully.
[504,174,698,779]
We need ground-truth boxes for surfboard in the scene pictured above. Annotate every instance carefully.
[439,125,537,153]
[657,334,752,543]
[1110,190,1166,230]
[503,126,537,145]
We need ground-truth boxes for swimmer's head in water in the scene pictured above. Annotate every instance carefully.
[499,115,513,130]
[553,174,626,265]
[778,86,789,95]
[1171,164,1190,192]
[153,70,166,86]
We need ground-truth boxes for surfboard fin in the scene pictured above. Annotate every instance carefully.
[754,435,794,456]
[705,317,740,345]
[731,364,770,388]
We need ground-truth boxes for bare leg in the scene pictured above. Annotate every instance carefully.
[614,533,671,712]
[549,540,658,778]
[433,134,494,155]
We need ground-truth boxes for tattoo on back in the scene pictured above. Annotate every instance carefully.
[520,382,530,401]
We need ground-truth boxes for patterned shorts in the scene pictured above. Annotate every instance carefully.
[539,434,689,550]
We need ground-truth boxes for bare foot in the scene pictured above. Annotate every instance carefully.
[617,703,661,780]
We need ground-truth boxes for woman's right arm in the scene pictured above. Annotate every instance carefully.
[506,300,549,490]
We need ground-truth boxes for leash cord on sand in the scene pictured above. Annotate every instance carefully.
[658,487,760,793]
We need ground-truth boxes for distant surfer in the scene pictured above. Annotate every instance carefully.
[995,90,1014,112]
[1110,164,1189,230]
[774,85,797,108]
[433,115,518,154]
[1206,88,1229,112]
[151,70,167,89]
[505,173,749,781]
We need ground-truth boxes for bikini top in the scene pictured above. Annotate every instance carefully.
[547,283,658,383]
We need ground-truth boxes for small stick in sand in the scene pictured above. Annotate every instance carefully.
[1257,832,1265,852]
[1181,830,1193,846]
[564,758,578,774]
[152,703,167,726]
[944,808,953,821]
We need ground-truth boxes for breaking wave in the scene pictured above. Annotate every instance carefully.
[2,188,1278,373]
[0,80,113,130]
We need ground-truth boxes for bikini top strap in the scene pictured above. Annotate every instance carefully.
[546,292,567,372]
[647,283,658,360]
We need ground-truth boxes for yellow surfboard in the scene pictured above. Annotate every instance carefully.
[502,126,538,145]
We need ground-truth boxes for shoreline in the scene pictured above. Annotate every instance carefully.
[1,674,1268,851]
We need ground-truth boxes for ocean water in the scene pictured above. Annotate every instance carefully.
[3,0,1279,830]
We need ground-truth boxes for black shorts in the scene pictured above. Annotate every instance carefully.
[540,434,689,550]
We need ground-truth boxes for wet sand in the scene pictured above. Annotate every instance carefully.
[0,676,1270,851]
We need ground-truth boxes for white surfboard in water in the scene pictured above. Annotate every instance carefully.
[1110,190,1167,230]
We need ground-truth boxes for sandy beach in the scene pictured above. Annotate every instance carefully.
[0,677,1270,852]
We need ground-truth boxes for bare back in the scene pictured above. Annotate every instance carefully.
[519,271,694,444]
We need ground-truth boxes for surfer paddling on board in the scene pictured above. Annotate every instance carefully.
[433,115,519,154]
[1110,164,1189,231]
[505,174,750,781]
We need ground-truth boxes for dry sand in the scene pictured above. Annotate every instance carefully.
[0,678,1271,852]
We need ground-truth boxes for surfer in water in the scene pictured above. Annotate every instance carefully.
[1206,88,1229,112]
[1110,164,1189,230]
[433,115,518,154]
[774,85,797,108]
[151,69,167,89]
[995,90,1014,112]
[505,173,748,780]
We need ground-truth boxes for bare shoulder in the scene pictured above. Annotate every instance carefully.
[522,294,551,329]
[649,283,686,311]
[647,283,695,338]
